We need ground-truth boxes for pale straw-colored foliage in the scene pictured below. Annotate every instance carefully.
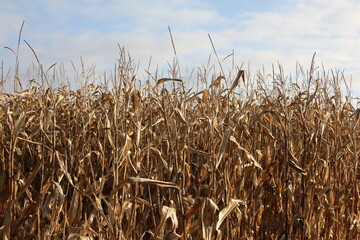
[0,49,359,240]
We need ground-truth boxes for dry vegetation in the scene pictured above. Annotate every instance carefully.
[0,47,359,239]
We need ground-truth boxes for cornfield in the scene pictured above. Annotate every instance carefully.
[0,48,359,239]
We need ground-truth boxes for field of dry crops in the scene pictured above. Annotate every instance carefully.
[0,54,359,239]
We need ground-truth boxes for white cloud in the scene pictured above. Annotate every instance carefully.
[1,0,360,97]
[0,13,24,44]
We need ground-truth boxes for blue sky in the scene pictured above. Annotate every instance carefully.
[1,0,360,100]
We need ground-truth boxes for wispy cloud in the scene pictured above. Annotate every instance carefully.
[1,0,360,97]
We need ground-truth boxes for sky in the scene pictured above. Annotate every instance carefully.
[1,0,360,101]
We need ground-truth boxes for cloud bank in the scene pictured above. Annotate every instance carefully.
[0,0,359,98]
